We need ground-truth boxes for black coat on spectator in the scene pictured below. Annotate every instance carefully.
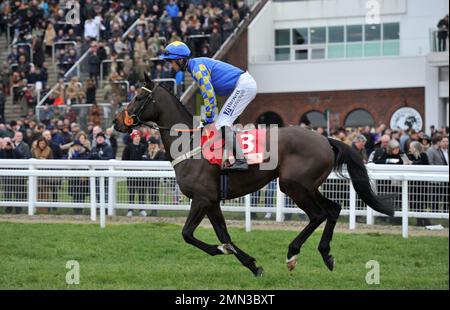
[408,153,429,165]
[15,141,32,159]
[87,53,100,75]
[0,148,24,159]
[437,18,449,38]
[89,142,114,160]
[122,143,148,161]
[0,91,5,122]
[374,152,404,165]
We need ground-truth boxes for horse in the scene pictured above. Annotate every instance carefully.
[113,75,393,277]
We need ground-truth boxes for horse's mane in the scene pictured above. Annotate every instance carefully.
[156,82,194,120]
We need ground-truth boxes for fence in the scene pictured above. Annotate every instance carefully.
[0,160,447,238]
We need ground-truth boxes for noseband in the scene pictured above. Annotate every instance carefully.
[124,86,161,130]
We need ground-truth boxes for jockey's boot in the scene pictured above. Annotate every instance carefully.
[223,128,248,171]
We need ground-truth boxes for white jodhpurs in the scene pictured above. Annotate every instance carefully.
[215,71,257,129]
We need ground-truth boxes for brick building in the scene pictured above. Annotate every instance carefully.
[214,0,449,133]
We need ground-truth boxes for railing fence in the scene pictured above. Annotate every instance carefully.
[0,160,447,238]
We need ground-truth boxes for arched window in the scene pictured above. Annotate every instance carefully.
[256,112,284,127]
[300,111,327,128]
[344,109,375,128]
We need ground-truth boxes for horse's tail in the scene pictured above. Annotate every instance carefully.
[327,138,394,217]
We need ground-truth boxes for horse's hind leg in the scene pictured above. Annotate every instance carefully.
[282,181,328,271]
[314,191,342,271]
[182,197,222,256]
[206,206,263,277]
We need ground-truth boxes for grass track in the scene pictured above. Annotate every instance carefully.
[0,221,448,289]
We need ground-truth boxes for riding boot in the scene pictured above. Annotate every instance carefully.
[223,128,248,171]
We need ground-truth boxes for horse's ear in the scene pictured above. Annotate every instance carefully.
[144,73,153,88]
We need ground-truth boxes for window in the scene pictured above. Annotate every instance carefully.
[328,45,345,58]
[311,48,326,59]
[383,41,400,56]
[344,109,375,127]
[328,26,344,43]
[347,43,363,57]
[310,27,326,44]
[275,48,290,61]
[347,25,363,42]
[301,111,327,128]
[365,24,381,41]
[275,29,290,46]
[383,23,400,40]
[257,112,284,127]
[295,49,308,60]
[293,28,308,45]
[364,42,382,56]
[273,22,400,62]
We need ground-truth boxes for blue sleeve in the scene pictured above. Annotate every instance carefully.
[191,63,218,123]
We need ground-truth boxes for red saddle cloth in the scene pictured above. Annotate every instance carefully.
[201,126,266,167]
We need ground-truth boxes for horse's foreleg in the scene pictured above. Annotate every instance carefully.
[182,198,222,256]
[206,206,264,277]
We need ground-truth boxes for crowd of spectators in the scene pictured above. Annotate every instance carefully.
[0,0,251,125]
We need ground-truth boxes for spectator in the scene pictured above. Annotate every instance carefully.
[67,140,90,215]
[89,132,114,160]
[88,102,103,126]
[145,137,167,216]
[13,131,31,159]
[166,0,180,20]
[0,89,4,123]
[420,135,432,152]
[31,137,53,213]
[427,135,447,165]
[375,140,404,165]
[122,130,148,217]
[404,130,420,154]
[437,15,449,52]
[0,137,25,214]
[441,136,449,165]
[369,134,390,163]
[105,127,118,158]
[89,132,114,204]
[352,134,368,163]
[85,79,97,104]
[408,141,429,165]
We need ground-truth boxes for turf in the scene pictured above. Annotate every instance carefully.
[0,221,447,290]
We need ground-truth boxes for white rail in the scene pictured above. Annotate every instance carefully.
[0,160,447,237]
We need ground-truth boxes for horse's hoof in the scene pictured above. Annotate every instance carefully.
[286,256,297,272]
[325,255,335,271]
[254,267,264,277]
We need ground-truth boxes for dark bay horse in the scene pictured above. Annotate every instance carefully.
[113,77,393,277]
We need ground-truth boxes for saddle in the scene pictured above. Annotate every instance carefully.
[201,126,266,168]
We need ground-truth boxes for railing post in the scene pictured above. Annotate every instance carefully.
[245,194,251,232]
[276,178,285,222]
[28,163,37,216]
[100,176,106,228]
[108,165,116,216]
[90,175,96,221]
[366,207,374,225]
[402,180,409,239]
[349,181,356,230]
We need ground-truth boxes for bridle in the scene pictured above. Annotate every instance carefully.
[123,85,199,133]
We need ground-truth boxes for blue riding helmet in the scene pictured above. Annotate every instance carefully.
[160,41,191,60]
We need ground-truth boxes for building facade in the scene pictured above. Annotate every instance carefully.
[239,0,449,132]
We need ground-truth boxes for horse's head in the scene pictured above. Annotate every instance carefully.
[113,73,159,133]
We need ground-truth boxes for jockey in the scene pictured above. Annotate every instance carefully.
[160,41,257,171]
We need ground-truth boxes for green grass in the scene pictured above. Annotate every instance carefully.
[0,222,448,290]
